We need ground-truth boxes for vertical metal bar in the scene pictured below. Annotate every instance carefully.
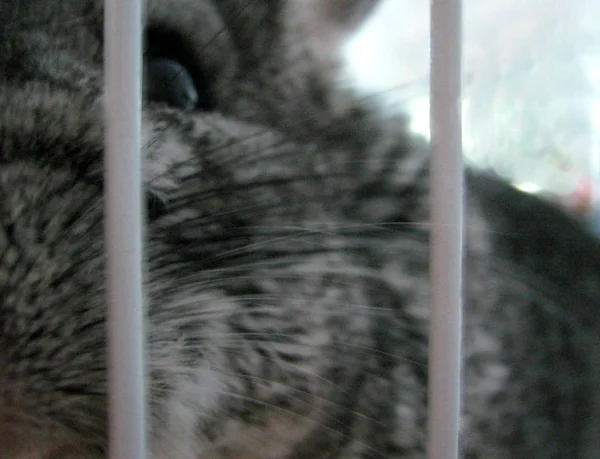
[104,0,147,457]
[427,0,464,458]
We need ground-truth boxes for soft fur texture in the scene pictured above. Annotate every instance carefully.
[1,1,600,458]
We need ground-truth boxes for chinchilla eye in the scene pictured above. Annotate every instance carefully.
[144,26,216,111]
[144,57,198,110]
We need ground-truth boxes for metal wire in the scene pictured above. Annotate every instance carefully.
[104,0,147,456]
[427,0,465,458]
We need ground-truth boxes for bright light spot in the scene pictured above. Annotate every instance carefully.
[341,5,397,95]
[515,182,542,194]
[408,96,430,138]
[405,97,474,146]
[343,30,386,92]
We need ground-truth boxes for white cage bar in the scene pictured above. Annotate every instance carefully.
[427,0,464,459]
[104,0,147,457]
[102,0,464,458]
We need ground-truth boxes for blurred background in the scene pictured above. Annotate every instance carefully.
[337,0,600,231]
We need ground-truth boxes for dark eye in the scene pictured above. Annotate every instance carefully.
[144,57,198,110]
[144,27,215,111]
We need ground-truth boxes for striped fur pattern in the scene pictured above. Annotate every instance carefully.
[1,1,599,457]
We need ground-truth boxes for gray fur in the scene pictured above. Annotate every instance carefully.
[1,1,599,458]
